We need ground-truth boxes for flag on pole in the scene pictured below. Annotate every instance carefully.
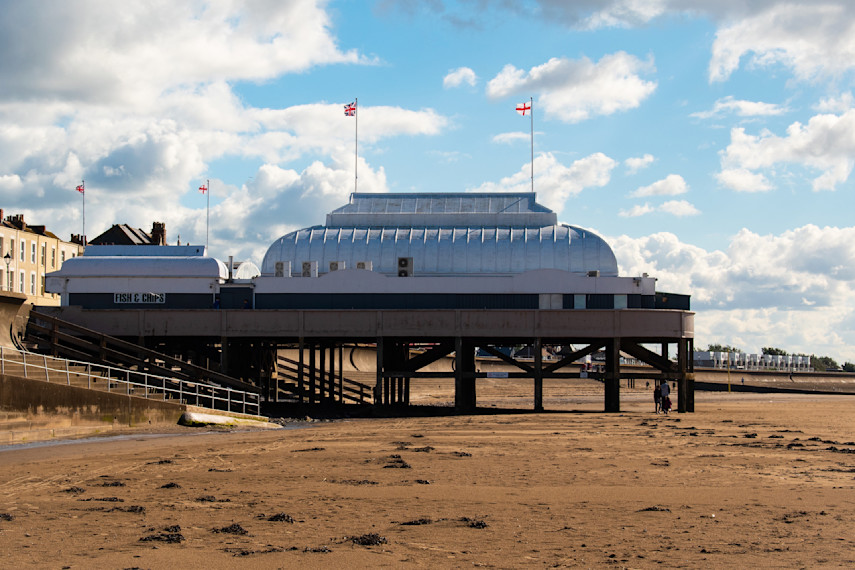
[199,184,208,194]
[76,183,85,194]
[516,102,531,116]
[344,101,356,116]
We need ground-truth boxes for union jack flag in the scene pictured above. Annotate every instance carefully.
[344,101,356,116]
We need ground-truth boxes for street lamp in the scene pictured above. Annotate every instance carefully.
[4,253,10,291]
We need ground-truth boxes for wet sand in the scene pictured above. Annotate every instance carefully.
[0,391,854,568]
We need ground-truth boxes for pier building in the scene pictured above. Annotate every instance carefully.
[41,192,695,413]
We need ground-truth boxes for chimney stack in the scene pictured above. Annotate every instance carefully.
[151,222,166,245]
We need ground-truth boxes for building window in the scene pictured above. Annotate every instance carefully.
[41,275,45,295]
[30,272,35,295]
[19,240,24,262]
[31,242,36,263]
[51,247,56,268]
[41,244,46,266]
[61,250,66,263]
[10,239,14,259]
[0,237,4,256]
[19,270,24,293]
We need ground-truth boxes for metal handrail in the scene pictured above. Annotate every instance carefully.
[0,347,260,416]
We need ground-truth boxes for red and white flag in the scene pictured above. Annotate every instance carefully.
[516,102,531,116]
[75,183,85,194]
[344,101,356,116]
[199,184,207,194]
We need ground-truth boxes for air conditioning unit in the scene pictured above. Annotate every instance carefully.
[274,261,291,277]
[397,257,413,277]
[355,261,373,270]
[301,261,318,277]
[329,261,345,271]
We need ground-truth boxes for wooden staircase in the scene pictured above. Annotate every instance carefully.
[25,310,257,394]
[273,355,374,404]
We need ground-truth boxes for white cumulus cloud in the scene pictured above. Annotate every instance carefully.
[618,203,655,218]
[492,132,531,144]
[709,3,855,83]
[443,67,478,88]
[0,0,363,107]
[631,174,688,197]
[691,96,788,119]
[610,223,855,360]
[624,154,654,174]
[486,52,657,123]
[618,199,699,218]
[718,110,855,192]
[659,199,700,217]
[470,152,617,212]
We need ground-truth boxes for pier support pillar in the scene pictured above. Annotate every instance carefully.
[604,338,621,413]
[533,337,543,412]
[298,338,305,403]
[455,337,476,412]
[677,338,694,413]
[375,338,383,405]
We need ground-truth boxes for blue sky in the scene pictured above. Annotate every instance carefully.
[2,1,855,361]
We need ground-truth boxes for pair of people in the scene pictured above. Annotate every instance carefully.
[654,380,672,414]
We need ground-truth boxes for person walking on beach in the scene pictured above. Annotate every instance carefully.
[660,380,671,414]
[653,382,662,414]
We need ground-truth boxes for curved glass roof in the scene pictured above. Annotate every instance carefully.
[262,193,618,277]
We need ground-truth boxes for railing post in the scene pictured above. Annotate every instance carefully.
[87,363,91,389]
[65,359,70,385]
[22,352,27,378]
[1,346,4,375]
[43,355,49,382]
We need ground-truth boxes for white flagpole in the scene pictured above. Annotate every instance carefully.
[530,97,534,193]
[81,180,85,244]
[355,98,358,193]
[206,178,210,252]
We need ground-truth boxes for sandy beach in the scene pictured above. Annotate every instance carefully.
[0,390,853,568]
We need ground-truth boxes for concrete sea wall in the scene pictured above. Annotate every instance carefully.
[0,373,186,444]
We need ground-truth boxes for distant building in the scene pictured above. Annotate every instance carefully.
[90,222,166,246]
[0,210,85,305]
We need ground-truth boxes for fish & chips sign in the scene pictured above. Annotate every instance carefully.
[114,292,166,304]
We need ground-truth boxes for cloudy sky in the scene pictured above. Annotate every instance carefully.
[2,0,855,361]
